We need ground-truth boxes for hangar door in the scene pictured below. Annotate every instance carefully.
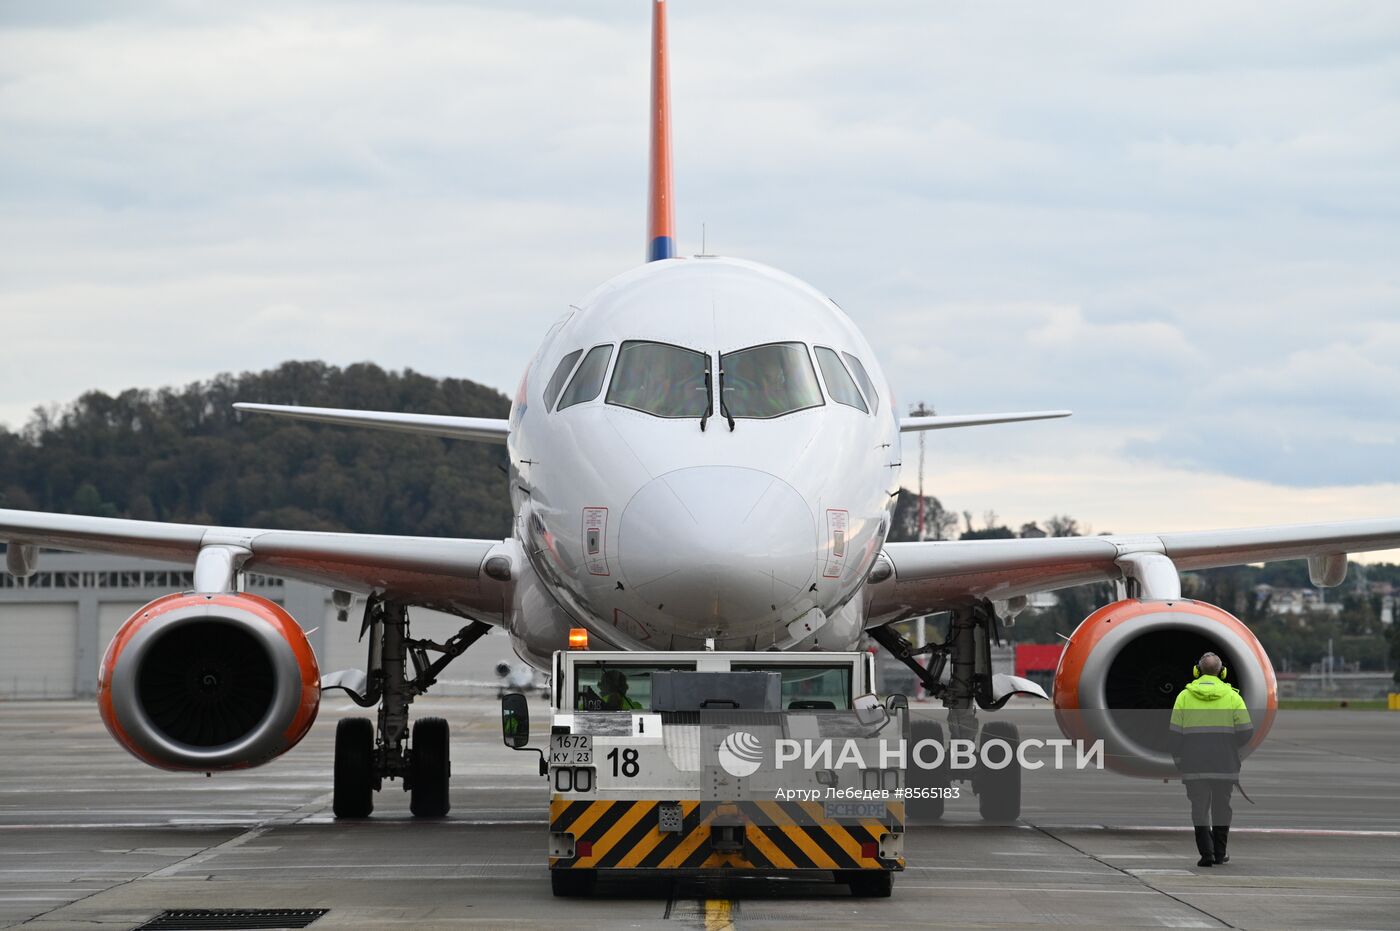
[0,603,77,698]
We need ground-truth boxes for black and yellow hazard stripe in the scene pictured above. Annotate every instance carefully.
[549,798,903,872]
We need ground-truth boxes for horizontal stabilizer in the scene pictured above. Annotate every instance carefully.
[233,403,510,444]
[898,410,1072,433]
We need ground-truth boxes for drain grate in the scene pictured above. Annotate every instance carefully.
[135,909,329,930]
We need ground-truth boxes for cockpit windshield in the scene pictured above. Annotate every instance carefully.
[842,352,879,414]
[543,349,583,410]
[720,342,824,419]
[606,341,710,418]
[814,346,868,413]
[557,344,613,410]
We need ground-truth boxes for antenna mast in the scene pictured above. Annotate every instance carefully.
[911,401,932,540]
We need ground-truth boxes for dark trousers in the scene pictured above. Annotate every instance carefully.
[1185,778,1233,827]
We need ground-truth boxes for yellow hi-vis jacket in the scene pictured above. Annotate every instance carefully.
[1167,675,1253,780]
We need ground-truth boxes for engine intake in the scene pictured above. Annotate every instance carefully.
[98,592,320,771]
[1053,599,1276,777]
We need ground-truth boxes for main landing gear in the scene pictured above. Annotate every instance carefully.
[870,600,1022,825]
[330,594,491,819]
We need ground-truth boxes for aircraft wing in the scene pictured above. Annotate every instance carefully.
[232,403,511,444]
[899,410,1072,432]
[865,518,1400,625]
[0,509,511,622]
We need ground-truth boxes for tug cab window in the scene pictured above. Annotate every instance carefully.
[573,662,696,711]
[544,349,583,410]
[730,663,853,709]
[720,342,824,419]
[841,352,879,415]
[606,341,710,418]
[557,344,614,410]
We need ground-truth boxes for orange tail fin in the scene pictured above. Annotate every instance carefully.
[646,0,675,262]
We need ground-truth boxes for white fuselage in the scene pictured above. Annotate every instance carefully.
[504,256,900,665]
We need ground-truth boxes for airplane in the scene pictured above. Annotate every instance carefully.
[2,0,1398,822]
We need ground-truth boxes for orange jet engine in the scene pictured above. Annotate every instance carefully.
[98,592,320,771]
[1053,599,1277,777]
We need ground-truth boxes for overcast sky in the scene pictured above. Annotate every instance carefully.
[1,1,1396,556]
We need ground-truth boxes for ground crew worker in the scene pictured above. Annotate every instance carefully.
[1168,652,1252,867]
[599,668,642,711]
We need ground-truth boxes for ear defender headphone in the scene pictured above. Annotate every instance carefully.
[1192,657,1228,680]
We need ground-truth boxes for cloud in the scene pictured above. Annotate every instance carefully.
[1123,340,1400,485]
[907,441,1400,556]
[0,1,1397,549]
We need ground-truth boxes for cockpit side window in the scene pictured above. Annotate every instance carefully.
[814,346,869,413]
[841,352,879,415]
[720,342,824,419]
[544,349,583,411]
[557,344,614,410]
[606,341,710,418]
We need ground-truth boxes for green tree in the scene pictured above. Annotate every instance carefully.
[1390,624,1400,684]
[890,488,958,541]
[0,361,512,538]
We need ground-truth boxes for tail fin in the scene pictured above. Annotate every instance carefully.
[646,0,675,261]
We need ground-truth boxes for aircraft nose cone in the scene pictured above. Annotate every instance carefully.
[618,466,816,638]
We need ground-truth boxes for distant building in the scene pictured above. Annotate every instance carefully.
[0,553,521,699]
[1365,582,1395,625]
[1255,584,1341,618]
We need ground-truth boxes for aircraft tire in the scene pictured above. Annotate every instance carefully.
[333,717,375,819]
[976,720,1021,823]
[410,716,451,818]
[906,719,949,823]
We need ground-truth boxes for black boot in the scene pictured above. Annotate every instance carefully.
[1194,826,1215,867]
[1211,826,1229,864]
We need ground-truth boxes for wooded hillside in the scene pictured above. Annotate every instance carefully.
[0,361,513,538]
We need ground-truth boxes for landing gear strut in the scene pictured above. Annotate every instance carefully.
[870,600,1022,823]
[330,594,491,819]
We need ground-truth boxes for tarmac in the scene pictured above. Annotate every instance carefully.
[2,696,1398,929]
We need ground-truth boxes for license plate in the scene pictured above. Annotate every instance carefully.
[824,801,885,820]
[549,734,593,766]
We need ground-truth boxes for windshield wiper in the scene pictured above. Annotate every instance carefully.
[700,358,713,432]
[717,365,736,431]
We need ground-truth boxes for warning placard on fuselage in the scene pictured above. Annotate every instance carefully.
[822,508,849,579]
[582,507,609,576]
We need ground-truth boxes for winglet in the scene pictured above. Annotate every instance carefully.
[646,0,676,261]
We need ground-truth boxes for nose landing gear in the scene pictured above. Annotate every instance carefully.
[871,600,1024,824]
[327,594,491,818]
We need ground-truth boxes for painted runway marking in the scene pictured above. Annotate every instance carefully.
[704,898,736,931]
[143,862,544,872]
[906,865,1113,876]
[0,821,258,830]
[146,790,332,878]
[1186,892,1400,900]
[1033,823,1400,837]
[147,826,271,878]
[896,885,1157,894]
